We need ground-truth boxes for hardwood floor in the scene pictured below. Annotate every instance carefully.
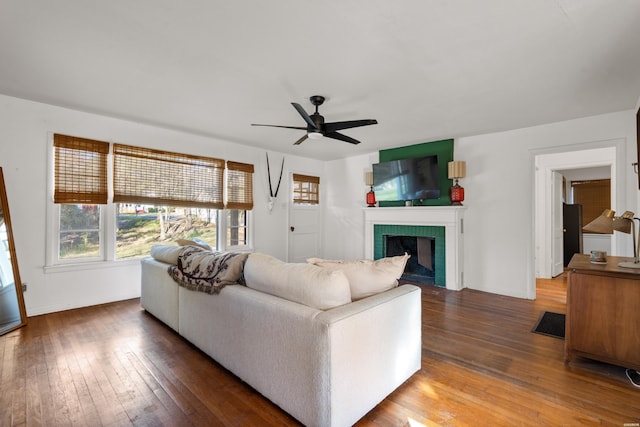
[2,275,639,426]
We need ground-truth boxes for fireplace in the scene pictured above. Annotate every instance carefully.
[385,235,436,285]
[375,224,445,286]
[364,206,465,290]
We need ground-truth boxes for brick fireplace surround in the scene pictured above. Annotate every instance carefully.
[364,206,466,291]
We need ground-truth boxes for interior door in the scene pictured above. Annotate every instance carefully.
[288,205,321,263]
[563,203,583,266]
[551,171,564,277]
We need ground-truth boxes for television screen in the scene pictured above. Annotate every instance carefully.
[373,155,440,202]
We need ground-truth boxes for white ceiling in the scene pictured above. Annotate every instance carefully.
[2,1,640,161]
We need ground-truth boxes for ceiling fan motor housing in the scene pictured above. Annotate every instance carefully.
[310,113,325,131]
[309,95,325,106]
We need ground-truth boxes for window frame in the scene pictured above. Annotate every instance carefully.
[55,204,106,264]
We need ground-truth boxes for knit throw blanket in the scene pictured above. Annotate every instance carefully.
[168,246,249,294]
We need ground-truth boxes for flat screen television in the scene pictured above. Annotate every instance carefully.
[373,155,440,202]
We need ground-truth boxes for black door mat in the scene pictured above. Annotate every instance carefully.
[532,311,565,339]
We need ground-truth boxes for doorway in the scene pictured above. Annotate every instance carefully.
[533,143,620,298]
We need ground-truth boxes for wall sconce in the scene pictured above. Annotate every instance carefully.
[447,161,466,206]
[364,171,376,207]
[583,209,640,268]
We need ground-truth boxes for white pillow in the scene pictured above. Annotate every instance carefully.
[150,245,186,265]
[307,254,410,300]
[176,238,212,251]
[244,253,352,310]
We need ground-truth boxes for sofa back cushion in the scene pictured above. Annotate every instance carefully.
[244,253,352,310]
[150,244,186,265]
[307,254,410,300]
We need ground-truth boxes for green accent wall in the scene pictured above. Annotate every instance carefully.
[374,224,446,287]
[378,139,454,207]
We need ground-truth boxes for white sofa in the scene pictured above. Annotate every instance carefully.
[140,252,422,427]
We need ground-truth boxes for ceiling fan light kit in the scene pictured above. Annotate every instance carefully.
[251,95,378,146]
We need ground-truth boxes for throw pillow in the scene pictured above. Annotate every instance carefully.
[307,254,410,300]
[243,253,352,310]
[150,245,186,265]
[176,237,213,251]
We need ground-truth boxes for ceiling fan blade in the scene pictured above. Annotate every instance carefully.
[293,134,309,145]
[324,132,361,145]
[324,119,378,133]
[251,124,308,130]
[291,103,318,129]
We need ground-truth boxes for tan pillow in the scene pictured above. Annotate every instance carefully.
[150,245,186,265]
[244,253,352,310]
[176,238,212,251]
[307,254,410,300]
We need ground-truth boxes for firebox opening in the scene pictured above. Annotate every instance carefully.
[385,235,435,285]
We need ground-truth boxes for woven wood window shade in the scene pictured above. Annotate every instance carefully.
[572,179,611,232]
[113,144,225,209]
[292,173,320,205]
[53,134,109,204]
[226,161,254,210]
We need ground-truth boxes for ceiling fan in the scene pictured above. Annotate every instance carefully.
[251,95,378,145]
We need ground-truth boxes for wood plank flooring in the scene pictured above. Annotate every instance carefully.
[2,274,639,426]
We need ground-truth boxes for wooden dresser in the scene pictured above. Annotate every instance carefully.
[565,254,640,371]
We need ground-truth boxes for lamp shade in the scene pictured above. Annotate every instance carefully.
[582,209,616,234]
[364,171,374,186]
[448,161,466,179]
[613,211,634,234]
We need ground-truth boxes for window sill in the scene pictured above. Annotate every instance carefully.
[43,258,142,274]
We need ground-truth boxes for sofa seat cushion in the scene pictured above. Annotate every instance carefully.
[307,254,410,300]
[244,253,351,310]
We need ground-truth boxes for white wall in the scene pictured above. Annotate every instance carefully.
[325,109,638,299]
[583,234,611,255]
[0,94,324,315]
[324,152,379,261]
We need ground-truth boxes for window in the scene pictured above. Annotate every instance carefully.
[48,135,253,267]
[226,210,247,247]
[116,205,218,259]
[225,162,253,248]
[52,134,108,263]
[292,173,319,205]
[571,179,611,231]
[226,161,254,210]
[59,204,102,260]
[53,134,108,204]
[113,144,225,208]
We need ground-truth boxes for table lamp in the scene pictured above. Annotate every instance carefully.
[582,209,640,268]
[448,161,466,205]
[365,171,376,207]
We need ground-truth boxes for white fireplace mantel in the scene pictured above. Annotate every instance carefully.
[364,206,466,291]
